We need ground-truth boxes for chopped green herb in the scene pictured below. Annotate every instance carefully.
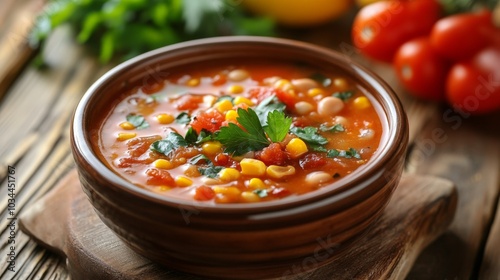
[253,189,268,198]
[185,128,213,145]
[126,114,149,129]
[327,148,361,159]
[264,111,292,143]
[333,91,354,101]
[255,95,286,126]
[290,126,329,146]
[310,73,332,87]
[216,108,270,155]
[198,165,224,179]
[175,112,191,124]
[216,95,234,103]
[320,123,345,133]
[150,132,187,157]
[188,154,210,165]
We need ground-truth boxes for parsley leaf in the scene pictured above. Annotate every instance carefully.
[290,126,329,146]
[253,189,268,198]
[150,132,187,157]
[216,108,270,155]
[188,154,210,165]
[333,91,354,101]
[185,128,213,145]
[327,148,361,159]
[320,124,345,133]
[310,73,332,87]
[175,112,191,124]
[255,95,286,126]
[126,114,149,129]
[264,111,292,143]
[198,165,224,179]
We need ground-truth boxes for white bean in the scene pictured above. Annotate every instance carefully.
[291,78,318,92]
[317,96,344,116]
[263,76,281,85]
[334,116,348,126]
[305,171,333,185]
[228,69,249,82]
[295,101,314,115]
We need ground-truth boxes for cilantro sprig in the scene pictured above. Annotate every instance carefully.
[150,132,187,157]
[215,108,291,156]
[126,114,149,129]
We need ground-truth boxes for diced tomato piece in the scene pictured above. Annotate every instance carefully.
[212,74,227,86]
[127,135,162,157]
[145,168,175,186]
[274,88,296,108]
[299,154,327,170]
[190,110,225,133]
[176,94,204,110]
[116,157,155,168]
[247,87,274,103]
[194,186,215,201]
[257,143,287,166]
[214,153,230,166]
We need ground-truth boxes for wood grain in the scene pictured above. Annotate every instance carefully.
[19,170,456,280]
[405,113,500,280]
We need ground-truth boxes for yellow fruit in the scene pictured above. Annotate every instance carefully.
[243,0,352,27]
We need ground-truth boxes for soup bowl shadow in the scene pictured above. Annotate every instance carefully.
[71,36,408,279]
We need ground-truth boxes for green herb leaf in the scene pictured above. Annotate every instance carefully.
[320,124,345,133]
[264,111,292,143]
[175,112,191,124]
[184,127,198,144]
[333,91,353,101]
[216,108,270,155]
[290,126,329,146]
[150,132,187,157]
[217,95,234,103]
[126,114,149,129]
[253,189,268,198]
[327,148,361,159]
[188,154,210,165]
[310,73,332,87]
[185,128,213,145]
[198,165,224,178]
[255,95,286,126]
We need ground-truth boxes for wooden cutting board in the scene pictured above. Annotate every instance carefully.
[19,169,457,279]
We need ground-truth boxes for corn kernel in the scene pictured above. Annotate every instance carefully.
[273,79,293,91]
[225,110,239,122]
[202,141,223,156]
[266,165,296,179]
[286,138,308,158]
[307,88,325,97]
[240,159,266,177]
[153,159,173,169]
[234,96,254,106]
[119,121,135,130]
[158,186,171,192]
[187,78,200,87]
[227,85,244,94]
[175,176,193,187]
[218,168,240,182]
[156,113,175,124]
[248,178,266,189]
[215,99,234,113]
[213,186,241,196]
[241,191,260,203]
[353,96,371,109]
[117,132,136,141]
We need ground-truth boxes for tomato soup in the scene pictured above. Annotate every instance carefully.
[93,61,383,203]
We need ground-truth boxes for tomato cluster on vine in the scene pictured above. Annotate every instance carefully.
[352,0,500,115]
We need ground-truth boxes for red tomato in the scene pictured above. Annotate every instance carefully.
[145,168,175,186]
[430,10,496,62]
[352,0,441,62]
[190,110,225,133]
[176,94,204,110]
[194,186,216,201]
[394,37,449,101]
[446,46,500,115]
[257,143,287,166]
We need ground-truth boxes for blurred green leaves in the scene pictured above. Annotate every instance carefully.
[438,0,499,14]
[29,0,275,64]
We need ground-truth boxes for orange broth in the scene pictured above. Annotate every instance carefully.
[94,60,383,203]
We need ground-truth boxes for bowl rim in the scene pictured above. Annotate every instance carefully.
[71,36,407,212]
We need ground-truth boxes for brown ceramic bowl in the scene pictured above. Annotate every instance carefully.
[71,36,408,279]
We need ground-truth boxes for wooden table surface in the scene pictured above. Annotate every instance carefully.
[0,1,499,279]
